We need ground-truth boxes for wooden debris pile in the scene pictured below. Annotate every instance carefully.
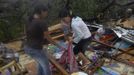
[46,22,134,75]
[1,20,134,75]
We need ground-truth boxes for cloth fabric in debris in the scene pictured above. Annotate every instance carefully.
[47,41,78,72]
[59,42,78,73]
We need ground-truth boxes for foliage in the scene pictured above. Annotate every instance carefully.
[0,0,24,42]
[0,0,66,42]
[0,0,133,42]
[70,0,110,19]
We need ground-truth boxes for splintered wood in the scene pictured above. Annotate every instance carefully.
[48,23,64,40]
[116,17,134,29]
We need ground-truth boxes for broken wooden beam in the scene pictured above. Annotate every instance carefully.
[113,47,134,57]
[112,57,134,67]
[78,52,104,75]
[47,53,69,75]
[78,52,91,64]
[92,39,134,56]
[52,34,64,40]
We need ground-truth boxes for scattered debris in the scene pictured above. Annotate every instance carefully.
[1,20,134,75]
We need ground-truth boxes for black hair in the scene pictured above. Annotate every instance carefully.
[34,4,48,14]
[28,4,48,22]
[59,8,72,18]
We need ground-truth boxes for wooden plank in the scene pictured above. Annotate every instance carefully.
[48,29,62,34]
[92,39,134,56]
[89,40,134,67]
[0,61,15,71]
[48,23,64,40]
[48,24,61,31]
[112,57,134,67]
[52,34,64,40]
[114,47,134,57]
[78,52,104,75]
[47,53,69,75]
[78,52,91,65]
[90,60,105,75]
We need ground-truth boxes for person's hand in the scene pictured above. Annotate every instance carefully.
[60,46,66,51]
[68,36,73,43]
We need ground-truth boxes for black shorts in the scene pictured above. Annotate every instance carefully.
[73,37,91,55]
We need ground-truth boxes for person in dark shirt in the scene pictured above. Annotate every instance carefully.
[23,5,52,75]
[26,19,48,49]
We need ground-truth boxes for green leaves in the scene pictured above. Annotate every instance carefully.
[70,0,102,19]
[0,0,24,42]
[0,0,130,42]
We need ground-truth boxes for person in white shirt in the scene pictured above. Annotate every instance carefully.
[59,9,92,55]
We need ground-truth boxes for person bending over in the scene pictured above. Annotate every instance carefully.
[59,9,92,55]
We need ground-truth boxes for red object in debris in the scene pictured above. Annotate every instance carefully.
[100,34,114,42]
[59,42,78,73]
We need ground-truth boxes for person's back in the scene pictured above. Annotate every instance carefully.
[26,19,48,49]
[71,16,91,42]
[24,4,51,75]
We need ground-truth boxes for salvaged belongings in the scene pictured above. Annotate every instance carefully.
[45,22,134,74]
[0,43,19,67]
[2,21,133,75]
[0,42,28,75]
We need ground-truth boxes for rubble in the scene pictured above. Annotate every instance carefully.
[0,20,134,75]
